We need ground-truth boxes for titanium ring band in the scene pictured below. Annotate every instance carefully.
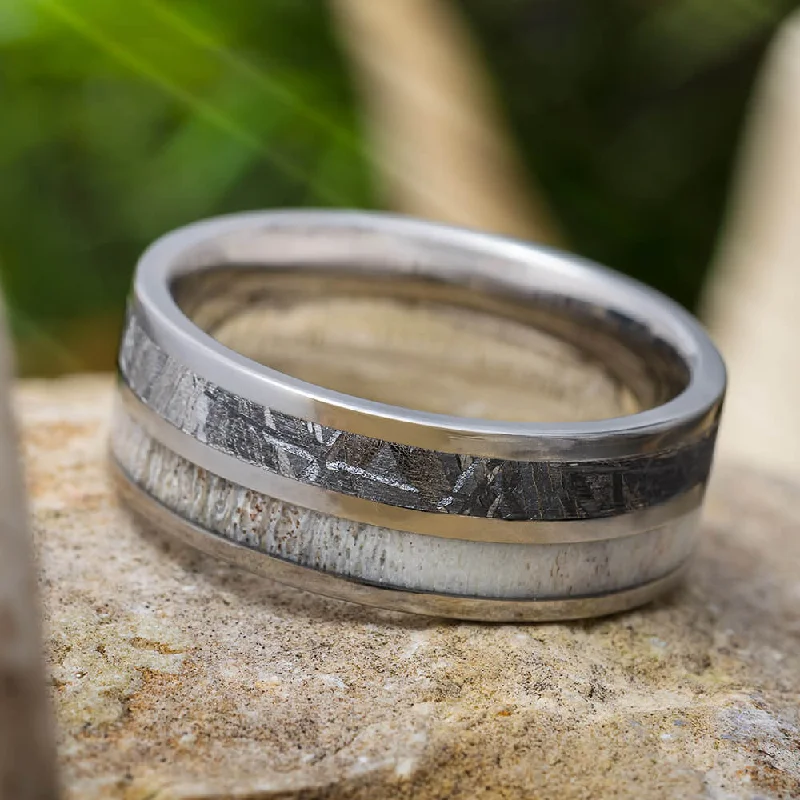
[111,210,726,621]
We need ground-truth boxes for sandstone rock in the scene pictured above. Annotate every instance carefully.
[19,376,800,799]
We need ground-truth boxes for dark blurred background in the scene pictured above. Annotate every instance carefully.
[1,0,797,375]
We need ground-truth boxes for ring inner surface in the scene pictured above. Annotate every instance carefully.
[171,268,689,424]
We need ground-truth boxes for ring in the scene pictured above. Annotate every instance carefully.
[111,210,725,621]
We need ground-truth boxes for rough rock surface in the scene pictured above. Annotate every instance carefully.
[19,376,800,799]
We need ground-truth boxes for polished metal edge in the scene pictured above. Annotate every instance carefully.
[113,459,689,622]
[119,311,717,522]
[117,383,705,544]
[131,210,726,460]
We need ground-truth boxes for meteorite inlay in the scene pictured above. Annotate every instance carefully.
[119,310,716,521]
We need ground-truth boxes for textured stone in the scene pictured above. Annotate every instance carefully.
[20,376,800,799]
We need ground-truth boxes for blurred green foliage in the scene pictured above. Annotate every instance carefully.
[1,0,373,373]
[461,0,798,307]
[0,0,796,374]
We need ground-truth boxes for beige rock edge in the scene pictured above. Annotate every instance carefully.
[20,376,800,799]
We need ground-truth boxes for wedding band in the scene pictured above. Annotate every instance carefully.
[111,210,725,621]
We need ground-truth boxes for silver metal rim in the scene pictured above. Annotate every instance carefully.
[132,210,726,460]
[117,380,705,544]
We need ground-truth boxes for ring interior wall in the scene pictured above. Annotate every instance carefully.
[171,267,690,414]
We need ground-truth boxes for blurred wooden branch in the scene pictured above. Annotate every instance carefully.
[329,0,562,244]
[0,301,60,800]
[702,9,800,481]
